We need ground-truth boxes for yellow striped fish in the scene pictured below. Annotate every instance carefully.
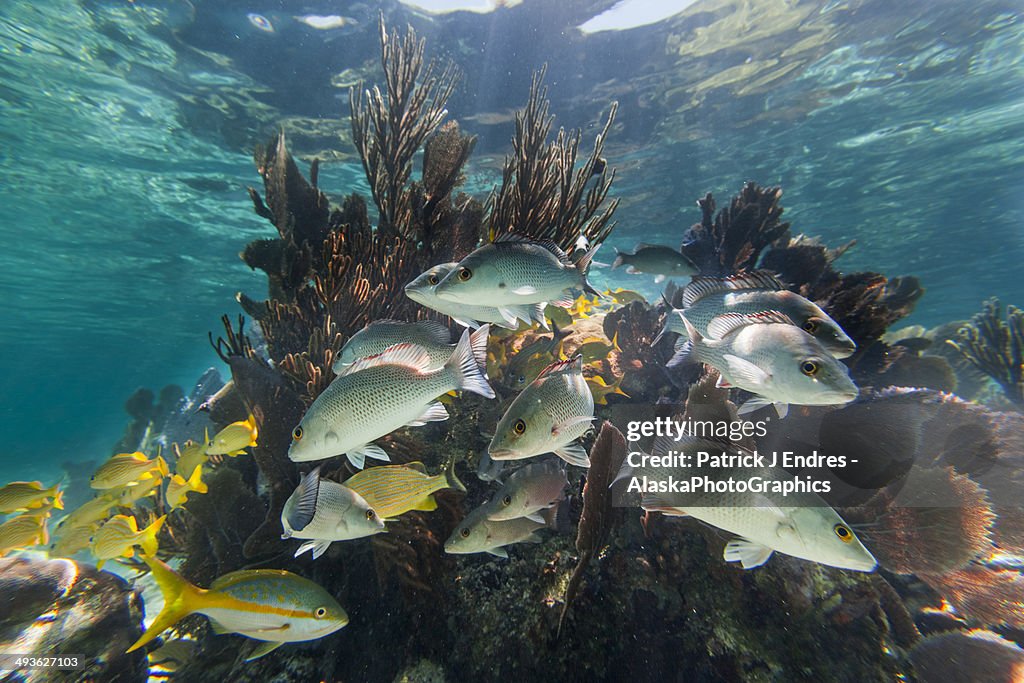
[175,437,209,478]
[206,414,258,456]
[165,466,208,509]
[90,514,165,568]
[91,452,168,490]
[0,510,50,556]
[127,556,348,661]
[342,459,465,520]
[115,475,163,506]
[49,521,99,558]
[0,481,63,513]
[53,495,117,535]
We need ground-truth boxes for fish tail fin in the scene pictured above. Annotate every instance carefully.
[187,466,207,494]
[542,498,572,534]
[126,557,204,654]
[443,457,466,494]
[50,488,65,511]
[246,414,259,446]
[140,515,166,557]
[575,243,604,297]
[611,330,621,352]
[667,316,700,368]
[447,328,496,399]
[156,456,169,478]
[611,248,623,270]
[468,324,490,372]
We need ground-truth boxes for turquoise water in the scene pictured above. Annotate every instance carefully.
[2,1,1021,470]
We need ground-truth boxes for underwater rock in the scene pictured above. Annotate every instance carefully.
[112,384,187,455]
[0,556,146,682]
[154,367,222,449]
[909,629,1024,683]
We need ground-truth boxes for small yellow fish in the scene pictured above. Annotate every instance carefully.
[54,495,117,535]
[175,437,209,479]
[147,638,197,672]
[343,460,465,520]
[116,476,163,506]
[165,466,208,509]
[127,556,348,661]
[0,510,50,556]
[0,481,63,514]
[90,514,165,568]
[604,288,647,305]
[48,521,99,558]
[586,373,630,405]
[206,415,258,456]
[571,331,621,364]
[91,452,168,490]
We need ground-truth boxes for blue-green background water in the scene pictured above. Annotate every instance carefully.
[1,0,1021,480]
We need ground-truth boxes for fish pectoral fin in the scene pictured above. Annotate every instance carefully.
[525,513,545,523]
[246,625,290,634]
[407,402,449,427]
[736,396,774,416]
[723,539,774,569]
[347,444,390,470]
[451,317,480,329]
[244,640,284,662]
[523,532,544,544]
[722,354,770,388]
[553,442,591,468]
[294,540,332,559]
[551,415,595,437]
[773,402,789,419]
[486,547,509,559]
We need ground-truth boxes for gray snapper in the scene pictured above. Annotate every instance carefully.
[334,319,470,372]
[405,263,546,330]
[433,233,600,312]
[288,327,495,468]
[488,355,595,468]
[444,504,547,558]
[657,271,855,358]
[617,434,877,572]
[485,460,568,522]
[673,311,858,418]
[280,467,385,559]
[611,243,698,282]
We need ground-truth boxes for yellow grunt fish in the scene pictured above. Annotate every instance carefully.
[586,374,629,405]
[206,415,258,456]
[90,514,165,568]
[91,452,168,490]
[343,460,465,520]
[0,481,64,514]
[127,556,348,661]
[116,476,163,506]
[0,510,50,556]
[53,495,117,535]
[175,437,209,478]
[48,521,99,558]
[165,467,208,509]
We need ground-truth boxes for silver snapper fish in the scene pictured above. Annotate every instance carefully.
[657,271,855,358]
[673,311,858,418]
[611,243,698,283]
[433,233,601,312]
[444,504,546,558]
[333,319,465,371]
[405,263,546,330]
[281,467,385,558]
[617,434,876,572]
[485,460,568,522]
[488,356,595,468]
[289,327,495,468]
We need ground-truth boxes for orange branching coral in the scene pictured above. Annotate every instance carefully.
[920,566,1024,629]
[486,66,619,253]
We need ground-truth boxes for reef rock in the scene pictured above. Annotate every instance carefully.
[0,556,146,682]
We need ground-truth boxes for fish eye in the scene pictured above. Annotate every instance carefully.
[314,606,328,619]
[502,495,512,507]
[458,267,473,282]
[800,360,819,377]
[460,527,470,538]
[833,524,852,543]
[366,509,376,520]
[513,419,527,435]
[292,426,303,441]
[428,274,439,285]
[802,319,819,333]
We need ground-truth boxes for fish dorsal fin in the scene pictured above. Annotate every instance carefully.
[339,343,433,376]
[536,355,583,379]
[210,568,295,591]
[682,271,785,307]
[493,232,572,265]
[706,311,796,339]
[286,467,320,532]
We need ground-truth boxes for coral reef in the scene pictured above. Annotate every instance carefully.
[948,298,1024,405]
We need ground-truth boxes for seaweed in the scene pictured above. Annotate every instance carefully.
[558,421,626,637]
[948,298,1024,405]
[486,66,619,253]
